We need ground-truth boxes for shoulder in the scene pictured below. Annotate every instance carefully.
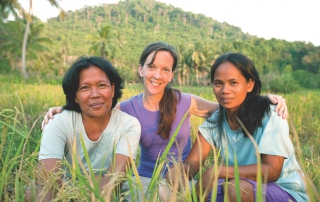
[180,92,191,100]
[110,109,141,142]
[111,108,140,126]
[262,104,286,124]
[203,109,220,127]
[198,110,220,146]
[46,110,81,127]
[258,105,291,158]
[126,93,143,102]
[179,92,192,104]
[120,93,142,108]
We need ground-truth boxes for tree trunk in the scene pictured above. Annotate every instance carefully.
[21,20,30,79]
[195,66,199,84]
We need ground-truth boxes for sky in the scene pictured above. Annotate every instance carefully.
[21,0,320,46]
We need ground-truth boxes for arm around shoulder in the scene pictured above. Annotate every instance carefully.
[189,94,219,118]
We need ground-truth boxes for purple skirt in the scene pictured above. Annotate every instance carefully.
[207,178,296,202]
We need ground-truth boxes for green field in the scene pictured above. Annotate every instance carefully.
[0,80,319,201]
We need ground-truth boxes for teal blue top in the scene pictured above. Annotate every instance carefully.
[199,105,308,201]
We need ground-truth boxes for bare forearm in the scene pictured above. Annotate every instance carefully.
[37,188,54,202]
[190,95,219,118]
[216,164,280,182]
[183,162,198,180]
[36,159,62,201]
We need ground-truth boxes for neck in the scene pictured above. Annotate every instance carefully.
[225,109,240,130]
[82,111,111,141]
[143,93,162,111]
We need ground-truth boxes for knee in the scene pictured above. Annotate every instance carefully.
[225,179,254,202]
[158,185,171,201]
[24,188,34,202]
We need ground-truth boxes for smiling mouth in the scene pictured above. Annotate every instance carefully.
[150,81,161,86]
[90,103,103,108]
[220,98,233,103]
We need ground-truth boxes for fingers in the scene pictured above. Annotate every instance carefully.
[41,107,64,130]
[270,95,278,105]
[41,112,50,130]
[47,107,56,119]
[274,97,288,119]
[282,105,288,119]
[41,120,45,130]
[266,94,279,105]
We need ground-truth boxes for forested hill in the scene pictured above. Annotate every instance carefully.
[1,0,319,91]
[45,0,248,67]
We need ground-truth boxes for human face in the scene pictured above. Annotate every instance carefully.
[75,65,115,119]
[138,51,175,97]
[212,62,254,115]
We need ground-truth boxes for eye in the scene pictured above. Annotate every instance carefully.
[148,65,155,70]
[164,68,170,73]
[99,83,107,88]
[231,81,237,85]
[213,81,222,86]
[79,85,88,91]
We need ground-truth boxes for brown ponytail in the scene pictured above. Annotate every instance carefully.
[157,85,181,139]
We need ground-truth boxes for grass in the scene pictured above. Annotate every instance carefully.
[0,80,319,201]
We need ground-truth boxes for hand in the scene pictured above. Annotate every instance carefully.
[41,107,64,130]
[165,166,176,187]
[266,94,288,119]
[196,166,216,200]
[165,164,188,189]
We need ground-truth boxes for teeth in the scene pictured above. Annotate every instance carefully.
[151,81,160,86]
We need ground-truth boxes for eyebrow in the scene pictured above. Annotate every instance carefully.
[213,78,238,82]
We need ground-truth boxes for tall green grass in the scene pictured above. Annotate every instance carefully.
[0,81,319,201]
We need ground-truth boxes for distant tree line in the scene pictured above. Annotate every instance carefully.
[1,0,319,93]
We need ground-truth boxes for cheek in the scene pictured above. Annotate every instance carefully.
[213,87,219,97]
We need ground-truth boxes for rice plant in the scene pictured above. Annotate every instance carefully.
[0,81,319,201]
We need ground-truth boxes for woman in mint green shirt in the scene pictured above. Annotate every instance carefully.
[175,53,307,202]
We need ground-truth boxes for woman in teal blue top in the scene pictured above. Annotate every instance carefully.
[175,53,307,201]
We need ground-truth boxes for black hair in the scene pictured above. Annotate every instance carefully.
[62,56,123,112]
[210,52,270,136]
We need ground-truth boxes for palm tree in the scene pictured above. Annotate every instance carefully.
[0,0,22,19]
[175,44,190,85]
[191,42,206,85]
[88,24,120,60]
[1,0,63,78]
[2,19,52,74]
[21,0,63,78]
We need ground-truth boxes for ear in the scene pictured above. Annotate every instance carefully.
[247,79,255,93]
[75,97,78,103]
[170,71,175,82]
[138,64,143,77]
[111,83,115,98]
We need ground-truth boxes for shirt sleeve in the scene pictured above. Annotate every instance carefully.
[115,115,141,159]
[258,106,290,158]
[198,111,220,147]
[39,113,70,160]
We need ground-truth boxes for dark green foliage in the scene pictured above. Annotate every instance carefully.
[292,70,320,89]
[0,0,319,89]
[265,73,301,93]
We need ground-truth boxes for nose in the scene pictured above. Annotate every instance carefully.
[90,87,101,98]
[221,84,231,94]
[153,68,162,79]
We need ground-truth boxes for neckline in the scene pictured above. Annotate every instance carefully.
[81,109,114,142]
[141,94,160,112]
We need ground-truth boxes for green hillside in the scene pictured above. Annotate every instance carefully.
[1,0,319,91]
